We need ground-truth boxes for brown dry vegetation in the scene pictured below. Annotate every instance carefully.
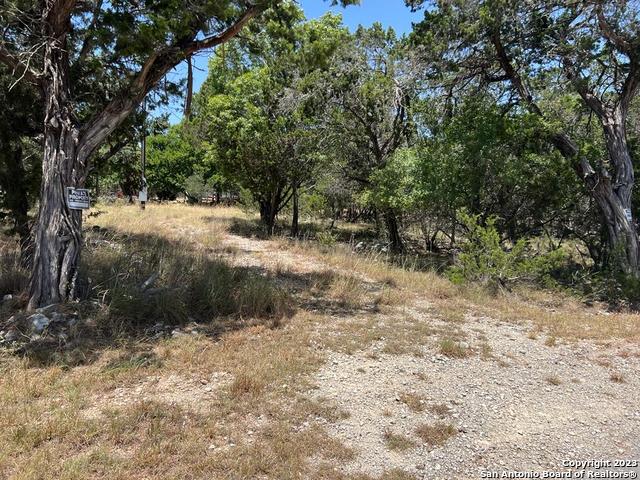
[414,422,458,447]
[1,204,639,479]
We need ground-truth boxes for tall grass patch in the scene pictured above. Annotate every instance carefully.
[82,230,292,334]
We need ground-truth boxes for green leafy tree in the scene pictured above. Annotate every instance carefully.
[417,96,584,246]
[146,125,205,200]
[198,11,349,234]
[321,24,418,251]
[0,66,41,254]
[410,0,640,275]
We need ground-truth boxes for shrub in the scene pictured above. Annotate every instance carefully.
[316,230,337,247]
[447,212,565,289]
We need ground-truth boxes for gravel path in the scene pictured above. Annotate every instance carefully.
[225,233,640,479]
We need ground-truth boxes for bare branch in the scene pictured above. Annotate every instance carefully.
[0,43,43,87]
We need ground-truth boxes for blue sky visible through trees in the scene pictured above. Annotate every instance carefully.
[161,0,422,123]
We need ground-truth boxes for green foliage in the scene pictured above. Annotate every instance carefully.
[146,126,205,199]
[412,96,582,240]
[182,173,214,203]
[364,148,417,212]
[316,230,337,247]
[0,66,41,236]
[447,212,565,289]
[196,11,349,229]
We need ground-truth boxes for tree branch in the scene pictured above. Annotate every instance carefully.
[0,43,43,86]
[595,5,634,58]
[618,60,640,118]
[561,57,608,119]
[183,6,261,56]
[490,30,543,117]
[489,30,600,183]
[77,5,262,168]
[78,0,103,62]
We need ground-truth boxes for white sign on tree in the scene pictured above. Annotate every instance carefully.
[66,188,91,210]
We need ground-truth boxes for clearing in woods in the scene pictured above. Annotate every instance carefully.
[1,204,639,479]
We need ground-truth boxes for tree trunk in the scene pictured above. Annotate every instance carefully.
[384,210,403,253]
[290,184,299,237]
[553,114,640,275]
[20,2,260,309]
[28,20,84,310]
[592,116,639,275]
[184,57,193,120]
[259,199,277,235]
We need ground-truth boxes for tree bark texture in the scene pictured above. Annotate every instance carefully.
[384,210,403,253]
[28,16,83,309]
[290,184,299,237]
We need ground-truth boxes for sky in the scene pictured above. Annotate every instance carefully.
[163,0,423,123]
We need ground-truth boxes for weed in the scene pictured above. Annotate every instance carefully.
[383,429,417,451]
[415,422,458,446]
[399,392,425,413]
[328,274,367,309]
[609,371,626,383]
[429,403,451,417]
[545,375,562,386]
[439,338,469,358]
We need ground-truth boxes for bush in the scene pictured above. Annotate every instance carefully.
[447,212,564,289]
[316,230,337,248]
[182,173,213,204]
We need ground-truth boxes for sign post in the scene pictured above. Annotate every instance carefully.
[139,178,148,206]
[140,98,147,211]
[66,188,91,210]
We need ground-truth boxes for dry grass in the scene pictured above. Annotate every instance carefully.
[479,342,493,360]
[471,288,640,342]
[378,471,417,480]
[382,429,417,451]
[327,274,368,309]
[609,371,626,383]
[545,375,562,386]
[398,392,426,413]
[429,403,451,417]
[439,338,470,358]
[0,205,351,479]
[415,422,458,446]
[2,203,640,479]
[0,315,353,479]
[281,233,640,343]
